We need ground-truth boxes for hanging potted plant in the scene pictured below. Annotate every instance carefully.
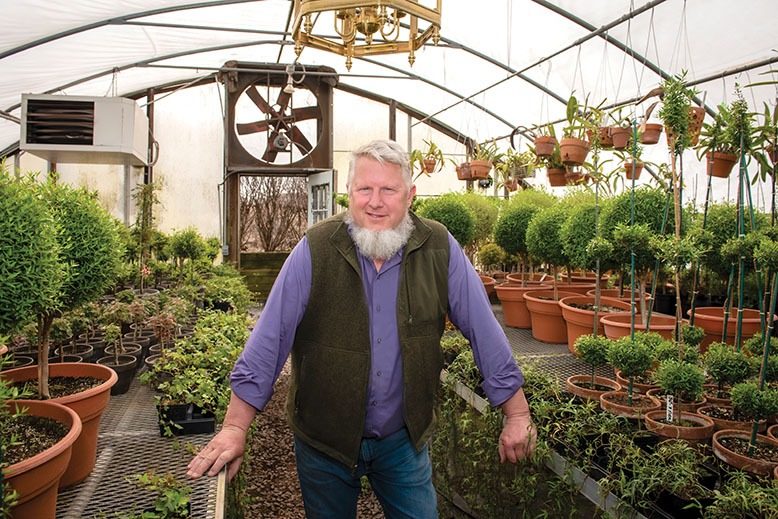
[410,139,445,178]
[531,123,558,159]
[468,139,501,180]
[495,148,536,192]
[559,94,592,166]
[696,88,754,180]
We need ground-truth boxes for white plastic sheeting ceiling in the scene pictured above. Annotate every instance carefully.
[2,0,778,202]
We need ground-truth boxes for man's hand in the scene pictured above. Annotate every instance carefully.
[498,413,536,463]
[187,424,247,480]
[498,388,536,463]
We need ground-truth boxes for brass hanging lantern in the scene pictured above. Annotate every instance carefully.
[292,1,442,70]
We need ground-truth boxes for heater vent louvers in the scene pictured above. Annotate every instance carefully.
[25,99,95,145]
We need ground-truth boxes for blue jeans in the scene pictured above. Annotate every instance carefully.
[293,428,437,519]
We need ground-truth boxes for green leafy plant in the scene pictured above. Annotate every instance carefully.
[658,71,699,154]
[704,342,757,398]
[573,334,611,387]
[35,178,123,398]
[607,336,655,404]
[730,381,778,449]
[655,359,705,416]
[705,471,778,518]
[416,193,476,248]
[0,167,64,349]
[126,470,191,518]
[526,203,571,298]
[476,242,507,272]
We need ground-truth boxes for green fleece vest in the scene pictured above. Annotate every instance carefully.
[286,212,449,467]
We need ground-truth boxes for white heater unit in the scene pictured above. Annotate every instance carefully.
[20,94,148,166]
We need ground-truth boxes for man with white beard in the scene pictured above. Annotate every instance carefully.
[188,139,535,518]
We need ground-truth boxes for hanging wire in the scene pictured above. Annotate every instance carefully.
[574,45,586,98]
[539,61,553,124]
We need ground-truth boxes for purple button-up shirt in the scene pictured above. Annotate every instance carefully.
[231,232,524,437]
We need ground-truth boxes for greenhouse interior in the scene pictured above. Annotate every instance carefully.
[2,0,778,517]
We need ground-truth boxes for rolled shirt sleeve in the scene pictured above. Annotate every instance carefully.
[230,237,312,411]
[445,234,524,407]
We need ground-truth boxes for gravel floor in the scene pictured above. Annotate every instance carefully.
[243,363,384,518]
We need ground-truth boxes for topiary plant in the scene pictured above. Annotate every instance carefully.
[560,198,599,271]
[607,336,655,404]
[655,359,705,415]
[526,203,571,298]
[477,242,507,272]
[730,382,778,449]
[416,193,476,248]
[36,178,123,398]
[0,168,65,343]
[574,334,611,388]
[704,342,756,398]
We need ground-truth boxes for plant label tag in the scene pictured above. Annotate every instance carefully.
[665,394,673,422]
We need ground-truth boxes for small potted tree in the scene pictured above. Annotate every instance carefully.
[600,336,661,419]
[712,382,778,476]
[565,334,621,401]
[644,359,715,440]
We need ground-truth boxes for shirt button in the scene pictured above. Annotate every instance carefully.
[377,338,382,344]
[377,371,382,376]
[371,400,377,406]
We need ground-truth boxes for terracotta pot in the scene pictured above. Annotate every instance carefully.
[587,126,613,148]
[495,281,550,328]
[547,167,567,187]
[559,137,591,166]
[689,306,762,351]
[505,272,550,283]
[585,288,650,304]
[456,162,472,181]
[479,274,497,299]
[703,384,732,407]
[706,151,738,178]
[523,290,578,343]
[689,106,706,146]
[698,405,768,433]
[600,311,677,340]
[610,126,631,150]
[639,123,663,145]
[534,135,557,158]
[1,362,117,487]
[565,375,621,402]
[644,410,715,441]
[559,295,630,353]
[646,388,707,413]
[469,160,492,179]
[624,160,643,180]
[553,282,598,295]
[712,429,778,476]
[4,399,81,519]
[422,158,437,173]
[600,390,661,419]
[560,271,609,287]
[614,368,658,395]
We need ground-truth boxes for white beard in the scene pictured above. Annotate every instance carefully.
[344,212,414,261]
